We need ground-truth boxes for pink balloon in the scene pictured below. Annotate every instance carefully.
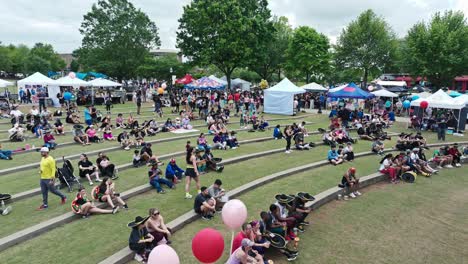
[221,199,248,230]
[161,83,167,89]
[148,245,180,264]
[68,72,76,79]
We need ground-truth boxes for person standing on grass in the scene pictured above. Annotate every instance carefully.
[284,125,293,154]
[37,147,66,210]
[184,147,201,199]
[135,90,142,115]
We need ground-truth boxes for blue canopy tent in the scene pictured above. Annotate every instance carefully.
[184,77,225,90]
[328,83,375,99]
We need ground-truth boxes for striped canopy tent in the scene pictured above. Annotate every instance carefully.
[185,77,225,90]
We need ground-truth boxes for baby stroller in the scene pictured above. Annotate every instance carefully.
[9,131,24,142]
[57,158,81,192]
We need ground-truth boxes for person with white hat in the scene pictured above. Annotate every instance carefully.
[37,147,67,210]
[226,238,264,264]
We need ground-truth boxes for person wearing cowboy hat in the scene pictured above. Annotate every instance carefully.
[290,192,315,227]
[148,161,174,194]
[165,158,184,183]
[128,215,154,263]
[272,196,298,240]
[43,129,57,149]
[72,124,90,145]
[37,147,67,210]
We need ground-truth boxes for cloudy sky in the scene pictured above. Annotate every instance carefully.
[0,0,466,53]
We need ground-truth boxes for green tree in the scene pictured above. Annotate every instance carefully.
[0,43,13,72]
[8,44,30,74]
[177,0,273,89]
[136,54,189,80]
[250,16,292,81]
[286,26,331,83]
[334,9,397,89]
[77,0,160,80]
[70,59,80,72]
[29,43,65,72]
[25,55,51,75]
[404,11,468,87]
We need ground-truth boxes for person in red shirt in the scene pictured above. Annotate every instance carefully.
[43,130,57,149]
[448,144,462,167]
[231,223,252,253]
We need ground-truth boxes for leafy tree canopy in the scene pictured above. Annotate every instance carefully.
[177,0,273,88]
[76,0,160,80]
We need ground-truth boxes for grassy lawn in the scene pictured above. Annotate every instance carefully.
[0,120,323,237]
[169,154,468,264]
[0,137,379,263]
[0,112,465,264]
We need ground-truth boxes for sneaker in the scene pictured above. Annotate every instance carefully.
[37,204,48,210]
[355,191,362,196]
[232,147,238,149]
[296,226,305,233]
[344,195,349,201]
[301,221,310,226]
[286,252,298,261]
[89,181,93,186]
[197,189,201,194]
[285,150,290,154]
[456,163,461,167]
[202,215,212,221]
[95,179,102,182]
[111,175,119,180]
[123,204,129,209]
[437,166,443,169]
[112,206,119,214]
[61,197,67,205]
[124,146,130,150]
[349,193,356,198]
[433,170,439,174]
[185,193,193,199]
[2,205,12,215]
[446,165,454,168]
[134,254,144,263]
[158,190,166,194]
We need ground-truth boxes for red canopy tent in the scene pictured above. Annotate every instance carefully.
[175,74,195,85]
[453,75,468,92]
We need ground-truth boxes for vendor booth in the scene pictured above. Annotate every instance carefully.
[301,82,328,92]
[208,75,228,86]
[17,72,59,107]
[328,83,375,99]
[87,78,123,105]
[264,78,305,115]
[185,77,225,90]
[231,78,251,91]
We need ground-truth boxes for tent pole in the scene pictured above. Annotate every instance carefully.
[458,109,461,132]
[92,87,94,105]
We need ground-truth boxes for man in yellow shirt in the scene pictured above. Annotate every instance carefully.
[38,147,67,210]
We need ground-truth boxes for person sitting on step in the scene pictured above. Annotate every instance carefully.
[128,215,154,263]
[148,161,174,194]
[71,187,117,218]
[431,148,453,169]
[273,124,284,140]
[165,158,184,183]
[340,167,362,198]
[92,177,128,210]
[327,145,343,165]
[194,186,216,220]
[146,208,172,246]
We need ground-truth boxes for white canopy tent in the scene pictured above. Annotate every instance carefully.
[87,78,122,87]
[17,72,60,107]
[0,79,14,88]
[301,82,327,92]
[264,78,305,115]
[208,75,228,85]
[231,78,251,91]
[371,89,398,97]
[453,94,468,106]
[415,91,432,98]
[411,89,465,109]
[55,76,90,88]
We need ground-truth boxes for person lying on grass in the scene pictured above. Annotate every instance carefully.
[194,186,216,220]
[148,161,174,194]
[146,208,172,245]
[327,145,343,165]
[71,187,117,218]
[92,177,128,210]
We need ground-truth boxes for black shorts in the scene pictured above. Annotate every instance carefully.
[185,168,197,178]
[79,169,93,178]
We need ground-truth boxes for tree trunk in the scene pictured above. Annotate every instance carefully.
[363,68,368,90]
[226,71,231,91]
[278,69,281,81]
[306,72,310,84]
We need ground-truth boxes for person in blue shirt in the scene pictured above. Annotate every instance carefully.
[165,158,184,183]
[357,108,364,121]
[388,110,395,122]
[327,145,343,165]
[273,125,283,139]
[84,106,92,126]
[329,107,337,119]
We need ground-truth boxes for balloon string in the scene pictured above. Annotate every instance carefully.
[229,230,234,253]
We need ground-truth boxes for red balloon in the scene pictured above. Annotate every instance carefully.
[192,228,224,263]
[420,100,429,109]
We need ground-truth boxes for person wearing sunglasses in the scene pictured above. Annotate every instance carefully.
[145,208,172,245]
